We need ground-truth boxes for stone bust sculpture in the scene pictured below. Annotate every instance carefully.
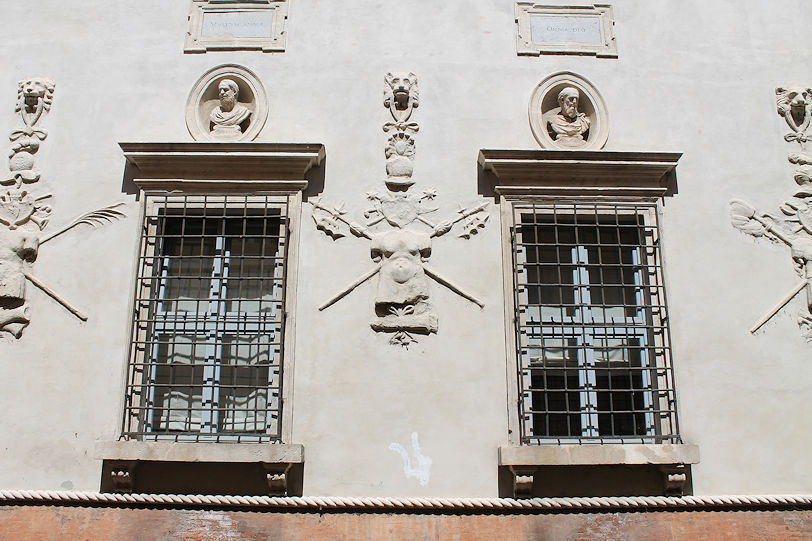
[209,79,251,138]
[548,87,590,147]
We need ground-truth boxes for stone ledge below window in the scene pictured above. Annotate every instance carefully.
[498,444,699,498]
[94,441,304,496]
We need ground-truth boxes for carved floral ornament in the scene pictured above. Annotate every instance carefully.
[730,85,812,343]
[312,72,488,347]
[528,71,609,150]
[185,64,269,142]
[0,78,124,339]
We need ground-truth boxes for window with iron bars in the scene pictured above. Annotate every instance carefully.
[123,194,288,443]
[512,201,680,444]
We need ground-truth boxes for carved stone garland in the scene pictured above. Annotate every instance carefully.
[312,72,488,347]
[730,86,812,343]
[0,78,124,338]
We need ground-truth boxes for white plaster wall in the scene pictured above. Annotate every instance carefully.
[0,0,809,496]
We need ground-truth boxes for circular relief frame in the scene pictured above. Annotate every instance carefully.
[528,71,609,150]
[185,64,269,142]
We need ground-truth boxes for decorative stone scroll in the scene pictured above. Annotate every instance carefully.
[0,78,125,339]
[186,64,269,142]
[184,0,288,54]
[730,85,812,343]
[528,71,609,150]
[312,72,488,347]
[515,3,617,58]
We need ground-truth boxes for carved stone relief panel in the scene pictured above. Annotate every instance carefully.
[528,71,609,150]
[311,72,488,347]
[185,64,269,142]
[515,3,617,58]
[0,78,124,339]
[185,0,288,53]
[730,85,812,344]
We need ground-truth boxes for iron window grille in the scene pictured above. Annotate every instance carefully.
[123,194,289,443]
[511,201,680,445]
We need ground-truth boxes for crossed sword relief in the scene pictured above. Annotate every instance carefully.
[730,86,812,342]
[311,71,488,347]
[0,77,124,337]
[313,193,488,311]
[311,191,488,347]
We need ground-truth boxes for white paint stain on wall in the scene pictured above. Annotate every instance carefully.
[389,432,432,486]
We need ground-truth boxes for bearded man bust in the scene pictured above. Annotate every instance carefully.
[548,86,590,147]
[209,79,251,138]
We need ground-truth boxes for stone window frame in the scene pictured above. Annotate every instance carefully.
[515,2,618,58]
[125,193,290,443]
[479,149,699,498]
[184,0,288,54]
[94,142,324,496]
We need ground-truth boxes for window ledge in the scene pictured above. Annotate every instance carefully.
[95,441,304,464]
[499,444,699,498]
[499,443,699,467]
[94,441,304,496]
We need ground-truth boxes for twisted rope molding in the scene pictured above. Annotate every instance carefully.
[0,491,810,512]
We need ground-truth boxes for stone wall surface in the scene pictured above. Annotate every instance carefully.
[0,507,810,541]
[0,0,809,501]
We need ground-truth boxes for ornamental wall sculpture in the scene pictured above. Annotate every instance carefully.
[185,64,269,142]
[0,77,124,338]
[730,85,812,343]
[528,71,609,150]
[312,72,488,347]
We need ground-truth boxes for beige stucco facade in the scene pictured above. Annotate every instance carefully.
[0,0,810,502]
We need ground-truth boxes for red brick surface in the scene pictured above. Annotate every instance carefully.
[0,506,809,540]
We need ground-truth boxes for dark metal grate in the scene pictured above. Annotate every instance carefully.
[512,201,680,445]
[123,194,289,443]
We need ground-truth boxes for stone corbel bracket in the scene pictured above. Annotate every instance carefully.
[95,441,305,496]
[499,444,699,498]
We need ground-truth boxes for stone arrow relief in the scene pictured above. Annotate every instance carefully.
[730,86,812,343]
[312,72,488,347]
[0,77,125,338]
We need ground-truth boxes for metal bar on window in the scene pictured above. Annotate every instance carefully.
[122,194,288,443]
[512,201,680,445]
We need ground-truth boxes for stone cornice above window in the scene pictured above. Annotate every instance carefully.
[478,149,681,200]
[120,142,325,193]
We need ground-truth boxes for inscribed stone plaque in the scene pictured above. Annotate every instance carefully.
[185,1,288,53]
[515,3,617,58]
[530,15,602,45]
[202,11,274,39]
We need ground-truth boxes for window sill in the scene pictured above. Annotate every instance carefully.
[498,444,699,498]
[499,443,699,467]
[94,441,304,496]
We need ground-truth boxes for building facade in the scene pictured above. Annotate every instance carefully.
[0,1,810,538]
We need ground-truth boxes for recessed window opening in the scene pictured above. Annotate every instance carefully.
[512,201,679,444]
